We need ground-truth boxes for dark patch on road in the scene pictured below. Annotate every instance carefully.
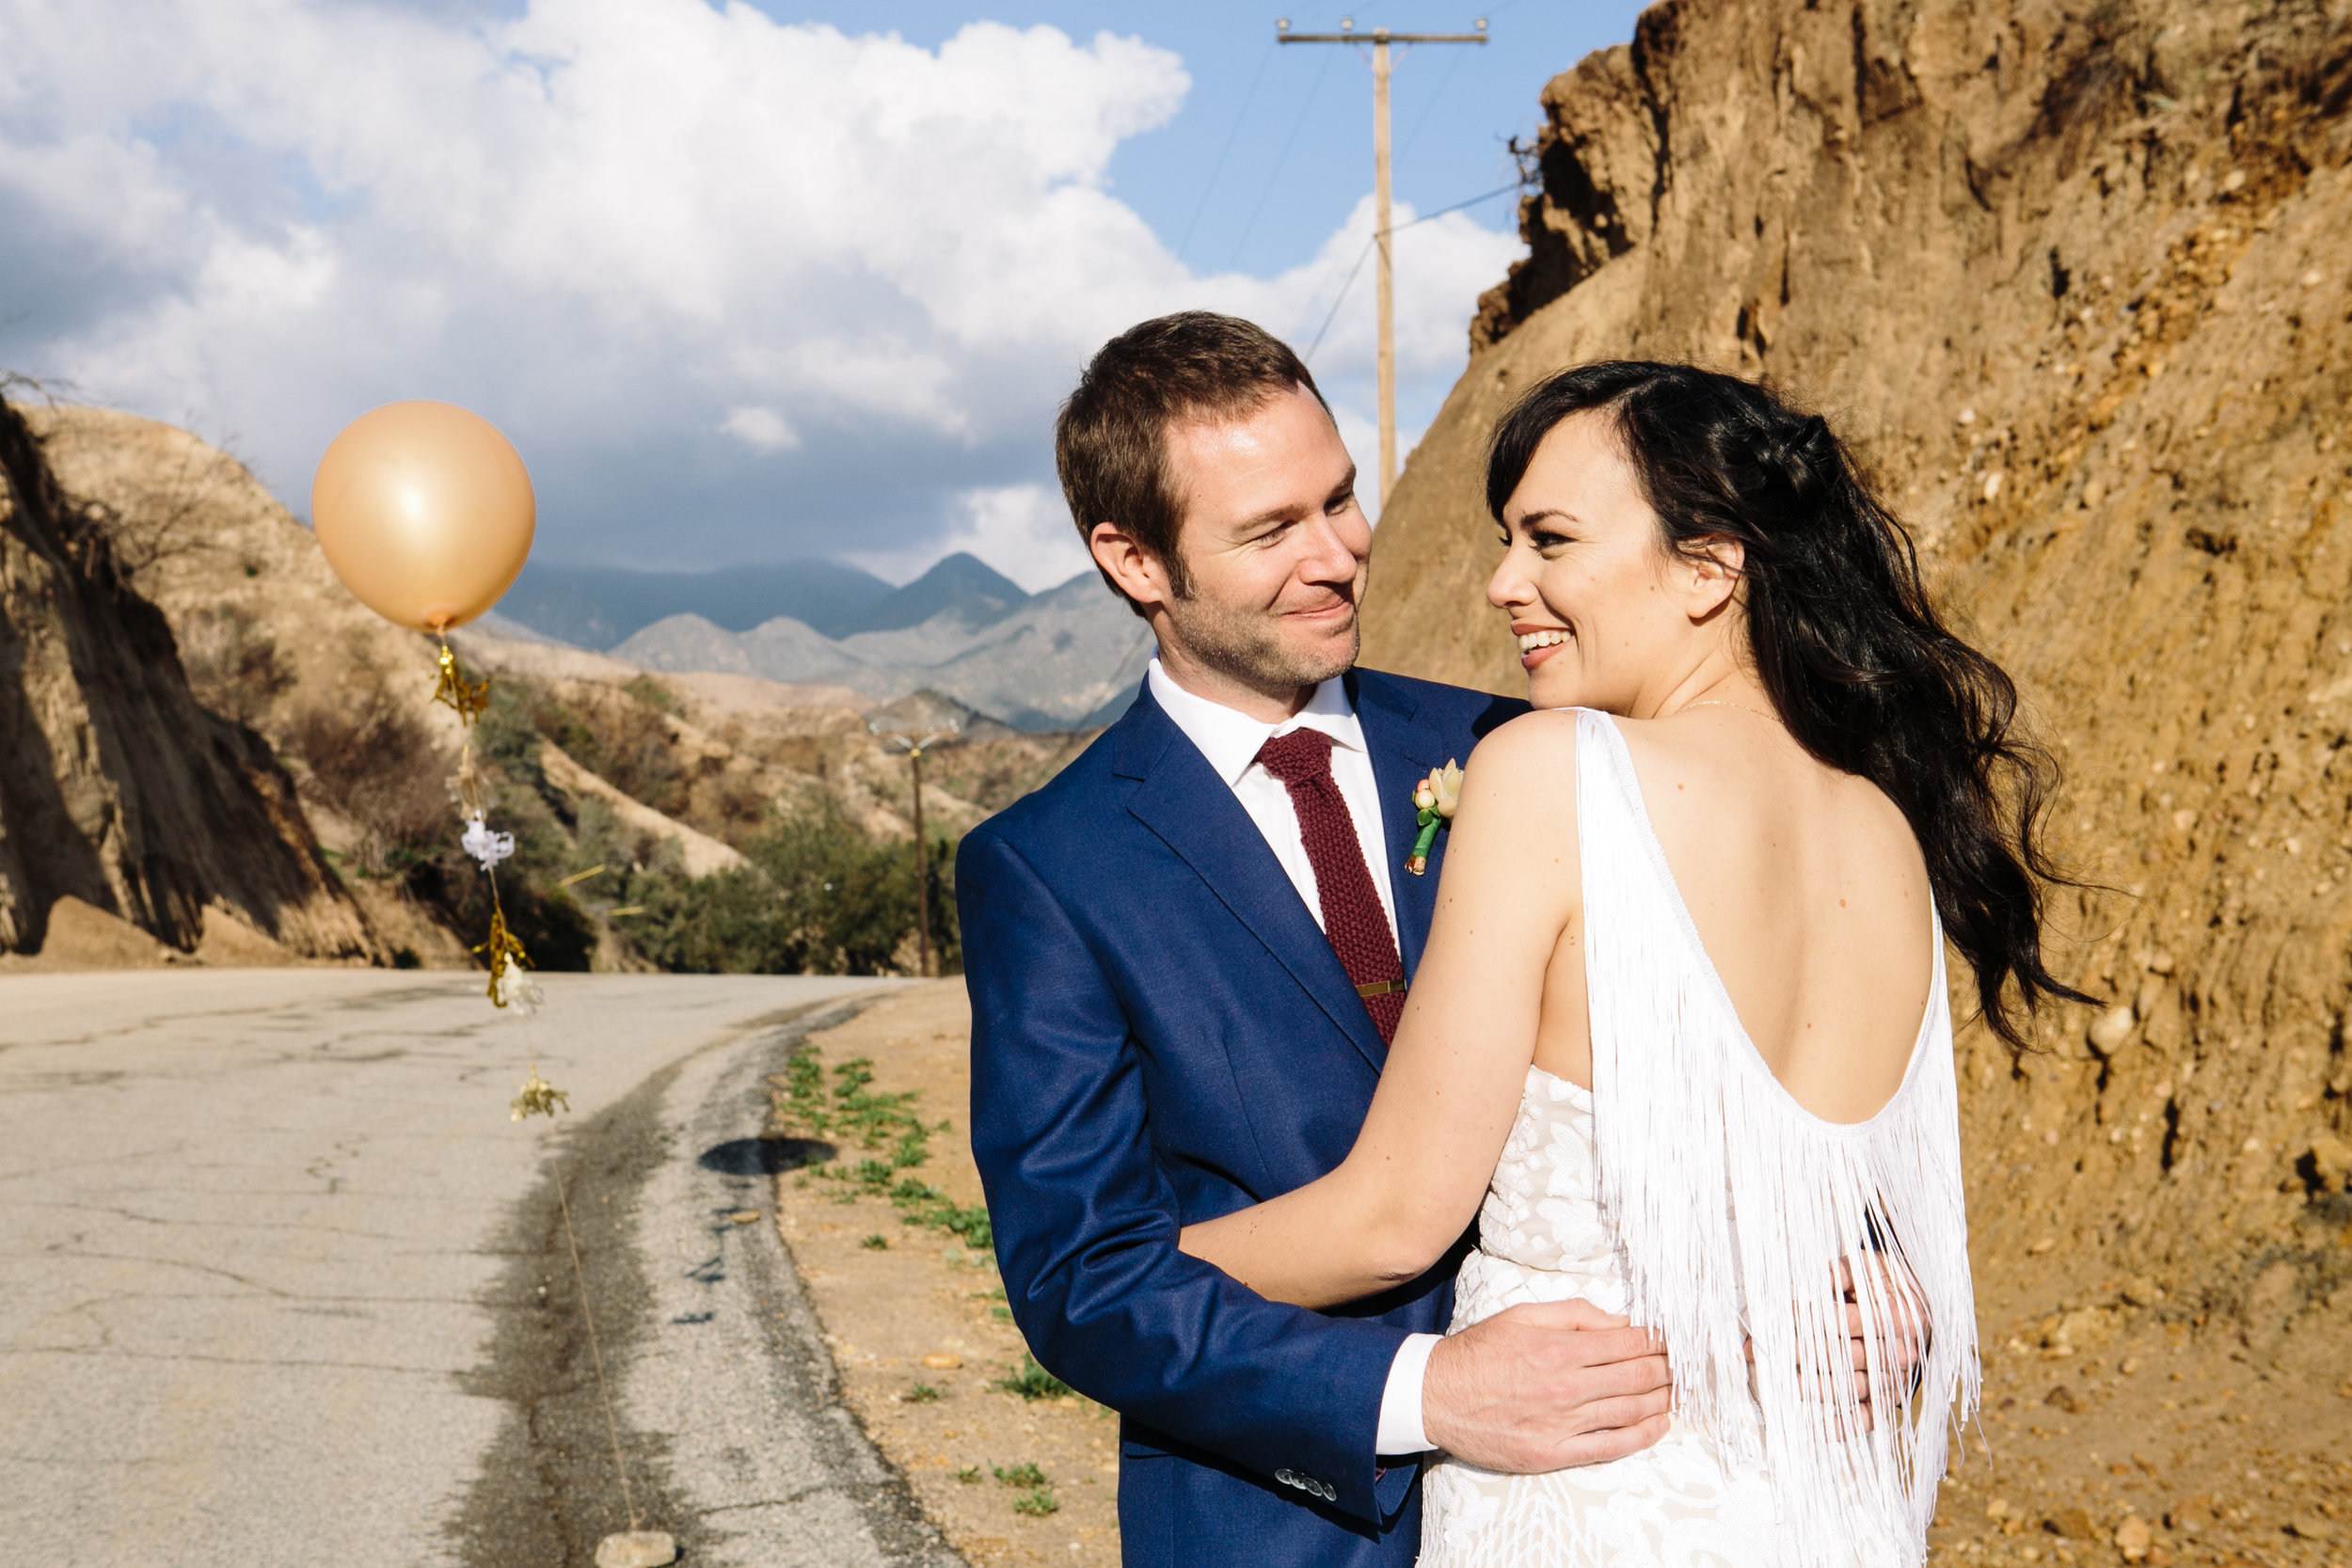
[698,1135,834,1176]
[446,1032,698,1567]
[447,992,959,1567]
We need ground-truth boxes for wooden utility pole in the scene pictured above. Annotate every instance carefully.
[1279,16,1486,509]
[908,741,931,977]
[872,720,962,977]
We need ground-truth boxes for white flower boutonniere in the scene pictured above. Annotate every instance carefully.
[1406,760,1463,876]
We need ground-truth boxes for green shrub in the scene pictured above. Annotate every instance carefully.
[627,798,957,977]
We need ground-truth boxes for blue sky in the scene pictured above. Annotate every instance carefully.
[0,0,1646,589]
[787,2,1645,279]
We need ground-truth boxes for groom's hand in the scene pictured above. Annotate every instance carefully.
[1420,1299,1672,1473]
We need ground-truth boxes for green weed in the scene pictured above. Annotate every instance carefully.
[995,1355,1074,1402]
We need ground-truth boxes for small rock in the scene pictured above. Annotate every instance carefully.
[922,1352,961,1370]
[2301,269,2323,288]
[2049,1505,2097,1541]
[2029,1237,2058,1255]
[2308,1132,2351,1194]
[2121,1276,2164,1307]
[2088,1006,2137,1053]
[596,1530,678,1568]
[2044,1385,2084,1414]
[2116,1514,2153,1561]
[2223,168,2247,192]
[2286,1517,2335,1541]
[730,1210,761,1225]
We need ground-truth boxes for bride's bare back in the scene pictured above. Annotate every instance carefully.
[1530,708,1935,1124]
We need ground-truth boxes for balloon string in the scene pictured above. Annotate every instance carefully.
[440,636,621,1524]
[525,998,641,1535]
[555,1151,642,1531]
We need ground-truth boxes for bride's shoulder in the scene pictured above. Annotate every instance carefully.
[1460,707,1586,800]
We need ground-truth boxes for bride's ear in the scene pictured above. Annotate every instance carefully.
[1679,536,1745,623]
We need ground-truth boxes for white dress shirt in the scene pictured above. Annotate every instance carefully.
[1146,658,1442,1458]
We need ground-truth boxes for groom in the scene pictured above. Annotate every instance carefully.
[959,312,1671,1566]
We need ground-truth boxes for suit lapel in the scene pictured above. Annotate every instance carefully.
[1115,689,1390,1075]
[1349,671,1454,975]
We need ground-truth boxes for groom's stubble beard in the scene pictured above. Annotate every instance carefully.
[1159,572,1364,702]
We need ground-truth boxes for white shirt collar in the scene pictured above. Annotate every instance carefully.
[1146,657,1363,788]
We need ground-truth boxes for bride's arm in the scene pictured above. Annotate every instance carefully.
[1179,711,1581,1308]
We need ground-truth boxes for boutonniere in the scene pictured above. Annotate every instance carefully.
[1406,761,1463,876]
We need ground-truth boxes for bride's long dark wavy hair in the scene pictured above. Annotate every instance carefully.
[1487,361,2087,1053]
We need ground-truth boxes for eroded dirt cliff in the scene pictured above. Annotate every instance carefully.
[0,389,374,961]
[1361,0,2351,1544]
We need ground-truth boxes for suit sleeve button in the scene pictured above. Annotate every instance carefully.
[1275,1468,1296,1486]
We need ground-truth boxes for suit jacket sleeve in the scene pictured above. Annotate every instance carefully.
[958,825,1412,1526]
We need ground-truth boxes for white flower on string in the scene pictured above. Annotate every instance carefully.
[461,814,515,871]
[490,960,544,1016]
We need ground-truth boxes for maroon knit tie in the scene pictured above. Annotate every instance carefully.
[1256,728,1406,1043]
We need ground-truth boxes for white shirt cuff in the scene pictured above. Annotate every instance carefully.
[1375,1333,1442,1457]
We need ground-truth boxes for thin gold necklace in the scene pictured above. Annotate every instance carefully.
[1682,699,1778,722]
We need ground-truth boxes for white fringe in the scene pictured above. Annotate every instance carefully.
[1575,709,1979,1568]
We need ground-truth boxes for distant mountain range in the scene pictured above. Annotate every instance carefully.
[494,553,1150,731]
[498,554,1026,645]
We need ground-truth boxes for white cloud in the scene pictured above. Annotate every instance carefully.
[0,0,1519,573]
[850,483,1093,594]
[720,404,799,452]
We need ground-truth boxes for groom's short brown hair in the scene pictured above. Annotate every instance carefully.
[1056,311,1329,613]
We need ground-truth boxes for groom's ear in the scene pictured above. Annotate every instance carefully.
[1090,519,1178,612]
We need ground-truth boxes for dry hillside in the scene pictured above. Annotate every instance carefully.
[9,400,1096,975]
[0,389,374,965]
[1360,0,2352,1548]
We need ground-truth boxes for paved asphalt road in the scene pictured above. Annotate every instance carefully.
[0,970,966,1568]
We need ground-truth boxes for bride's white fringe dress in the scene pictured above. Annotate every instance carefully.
[1418,712,1980,1568]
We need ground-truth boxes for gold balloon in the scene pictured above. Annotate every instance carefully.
[311,401,534,632]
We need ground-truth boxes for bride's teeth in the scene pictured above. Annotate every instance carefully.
[1517,629,1567,652]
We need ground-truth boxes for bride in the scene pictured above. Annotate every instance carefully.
[1177,362,2084,1566]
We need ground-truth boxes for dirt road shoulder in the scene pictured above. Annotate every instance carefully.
[768,982,1120,1568]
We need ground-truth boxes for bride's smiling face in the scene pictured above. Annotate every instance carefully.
[1486,410,1743,715]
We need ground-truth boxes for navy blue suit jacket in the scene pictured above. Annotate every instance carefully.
[959,668,1528,1567]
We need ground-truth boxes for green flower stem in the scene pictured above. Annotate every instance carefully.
[1407,811,1442,876]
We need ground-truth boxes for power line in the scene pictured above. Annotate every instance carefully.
[1396,40,1470,160]
[1301,181,1527,363]
[1227,45,1334,272]
[1175,37,1278,264]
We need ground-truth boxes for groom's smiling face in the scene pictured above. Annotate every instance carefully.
[1136,381,1371,713]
